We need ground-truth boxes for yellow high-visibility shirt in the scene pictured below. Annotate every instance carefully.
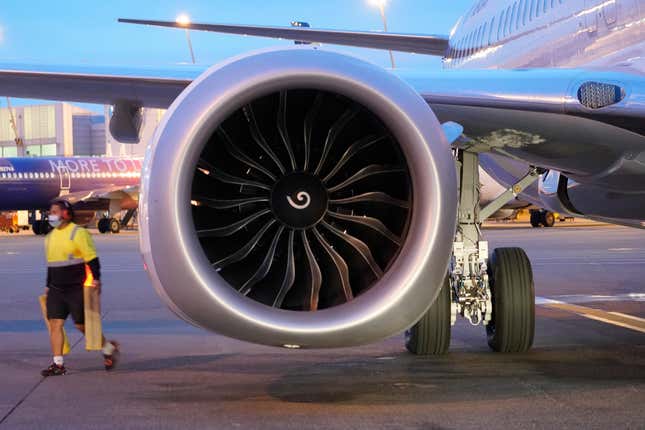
[45,223,97,266]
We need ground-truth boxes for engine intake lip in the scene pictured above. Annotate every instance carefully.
[140,48,457,348]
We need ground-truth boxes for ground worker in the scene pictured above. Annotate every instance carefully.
[41,199,119,376]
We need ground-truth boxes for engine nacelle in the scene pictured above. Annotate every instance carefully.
[139,48,457,348]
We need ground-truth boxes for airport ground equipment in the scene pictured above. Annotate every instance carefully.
[530,209,556,228]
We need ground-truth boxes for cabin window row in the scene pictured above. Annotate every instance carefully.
[449,0,565,62]
[0,171,140,180]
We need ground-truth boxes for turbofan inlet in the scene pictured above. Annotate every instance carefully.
[139,48,457,348]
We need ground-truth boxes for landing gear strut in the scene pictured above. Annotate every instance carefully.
[406,149,539,355]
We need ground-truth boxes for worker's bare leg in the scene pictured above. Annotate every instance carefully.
[48,319,65,356]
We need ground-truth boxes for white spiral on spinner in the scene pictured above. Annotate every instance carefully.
[286,191,311,210]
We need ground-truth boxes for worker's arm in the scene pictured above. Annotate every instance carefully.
[74,228,101,281]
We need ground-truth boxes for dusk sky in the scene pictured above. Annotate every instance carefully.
[0,0,472,111]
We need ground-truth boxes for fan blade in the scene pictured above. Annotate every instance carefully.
[197,209,271,237]
[328,164,404,193]
[244,104,286,174]
[301,230,323,311]
[303,93,324,172]
[217,127,277,181]
[195,196,269,210]
[321,134,386,184]
[329,191,409,208]
[273,229,296,308]
[321,221,383,278]
[239,226,285,296]
[212,219,276,269]
[277,91,297,171]
[327,210,401,245]
[313,107,359,176]
[198,159,271,190]
[312,227,353,302]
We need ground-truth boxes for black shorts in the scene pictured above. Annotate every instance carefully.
[46,285,84,324]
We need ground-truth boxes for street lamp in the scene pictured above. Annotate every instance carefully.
[176,14,196,64]
[368,0,395,69]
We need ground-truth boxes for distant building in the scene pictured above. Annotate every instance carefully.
[0,103,105,157]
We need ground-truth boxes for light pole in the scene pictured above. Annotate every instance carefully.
[176,14,196,64]
[368,0,395,69]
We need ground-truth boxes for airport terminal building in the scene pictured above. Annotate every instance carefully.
[0,103,105,157]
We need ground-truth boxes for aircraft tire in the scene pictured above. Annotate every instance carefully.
[40,222,52,235]
[543,211,555,227]
[486,247,535,353]
[405,276,452,355]
[529,211,541,228]
[98,218,109,234]
[109,218,120,234]
[32,221,42,236]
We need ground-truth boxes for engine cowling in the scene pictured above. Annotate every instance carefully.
[139,48,457,348]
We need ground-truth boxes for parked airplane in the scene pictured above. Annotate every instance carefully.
[0,0,642,356]
[0,157,141,234]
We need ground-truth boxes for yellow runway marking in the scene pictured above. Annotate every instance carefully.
[543,302,645,334]
[608,312,645,324]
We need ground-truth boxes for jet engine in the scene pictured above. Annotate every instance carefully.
[139,49,457,348]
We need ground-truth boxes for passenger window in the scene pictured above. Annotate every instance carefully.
[481,22,487,48]
[498,10,505,40]
[535,0,541,17]
[489,16,496,45]
[510,3,517,33]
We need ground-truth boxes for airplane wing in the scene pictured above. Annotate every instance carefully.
[117,19,450,56]
[61,185,139,205]
[0,45,643,193]
[0,64,195,109]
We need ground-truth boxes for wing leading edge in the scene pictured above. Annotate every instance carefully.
[117,19,450,57]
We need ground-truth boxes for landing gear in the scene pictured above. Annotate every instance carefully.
[406,148,539,355]
[98,217,121,234]
[405,276,453,355]
[486,248,535,352]
[530,209,555,228]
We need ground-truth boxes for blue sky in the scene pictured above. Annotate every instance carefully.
[0,0,471,111]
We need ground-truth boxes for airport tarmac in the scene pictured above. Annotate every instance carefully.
[0,224,644,429]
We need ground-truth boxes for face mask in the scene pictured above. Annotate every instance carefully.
[48,215,61,228]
